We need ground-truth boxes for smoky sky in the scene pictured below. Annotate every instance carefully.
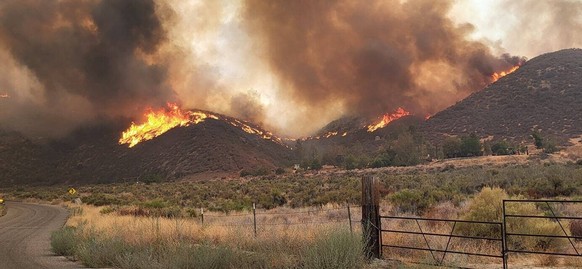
[0,0,579,138]
[243,0,526,119]
[0,0,174,137]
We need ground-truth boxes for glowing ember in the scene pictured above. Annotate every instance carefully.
[119,103,193,148]
[0,93,9,98]
[367,107,411,132]
[491,65,520,83]
[323,131,338,138]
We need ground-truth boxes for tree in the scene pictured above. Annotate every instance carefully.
[460,133,482,157]
[392,132,421,166]
[310,158,322,170]
[442,137,461,158]
[491,141,510,155]
[532,131,544,149]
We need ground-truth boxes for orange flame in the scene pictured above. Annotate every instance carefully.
[119,103,195,148]
[0,93,9,98]
[491,65,520,83]
[119,103,283,148]
[367,107,411,132]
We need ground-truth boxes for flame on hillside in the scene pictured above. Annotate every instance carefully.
[491,65,521,83]
[119,103,194,148]
[0,93,9,98]
[119,103,284,148]
[367,107,411,132]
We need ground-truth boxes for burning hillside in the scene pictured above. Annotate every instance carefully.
[119,104,285,148]
[423,48,582,144]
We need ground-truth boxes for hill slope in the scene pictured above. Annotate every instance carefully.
[423,48,582,143]
[0,111,292,186]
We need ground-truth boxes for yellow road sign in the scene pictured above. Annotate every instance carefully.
[68,188,77,195]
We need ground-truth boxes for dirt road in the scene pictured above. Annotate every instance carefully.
[0,201,83,269]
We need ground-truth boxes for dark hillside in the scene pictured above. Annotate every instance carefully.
[0,112,292,186]
[423,48,582,144]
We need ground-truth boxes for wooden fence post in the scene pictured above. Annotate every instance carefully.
[201,208,204,225]
[362,175,381,259]
[347,201,353,234]
[253,202,257,237]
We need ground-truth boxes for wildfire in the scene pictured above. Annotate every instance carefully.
[119,103,193,148]
[367,107,411,132]
[119,103,284,148]
[0,93,9,98]
[491,65,520,83]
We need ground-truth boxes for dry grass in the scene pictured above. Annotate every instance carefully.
[63,204,366,268]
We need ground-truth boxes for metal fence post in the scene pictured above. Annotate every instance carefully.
[362,175,381,259]
[502,200,507,269]
[253,202,257,237]
[347,201,353,234]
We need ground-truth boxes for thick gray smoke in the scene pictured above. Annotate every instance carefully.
[243,0,526,120]
[0,0,578,138]
[0,0,174,137]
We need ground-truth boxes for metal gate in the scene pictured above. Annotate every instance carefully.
[502,199,582,268]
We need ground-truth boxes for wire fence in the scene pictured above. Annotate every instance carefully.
[197,203,362,236]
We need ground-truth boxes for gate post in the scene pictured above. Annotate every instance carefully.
[362,175,381,259]
[502,200,508,269]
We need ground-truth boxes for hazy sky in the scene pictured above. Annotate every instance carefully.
[1,0,580,138]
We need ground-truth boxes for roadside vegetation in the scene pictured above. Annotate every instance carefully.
[4,162,582,215]
[5,159,582,267]
[52,205,366,269]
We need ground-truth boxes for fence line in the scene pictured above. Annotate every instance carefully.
[198,204,360,236]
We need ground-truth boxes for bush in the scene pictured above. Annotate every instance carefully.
[389,189,433,214]
[301,229,365,269]
[458,187,566,251]
[460,133,482,157]
[443,137,461,158]
[532,131,544,149]
[51,226,78,256]
[491,141,510,155]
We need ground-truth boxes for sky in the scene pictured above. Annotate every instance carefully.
[0,0,580,138]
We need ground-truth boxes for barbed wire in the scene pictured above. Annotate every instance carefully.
[202,206,355,218]
[205,219,347,227]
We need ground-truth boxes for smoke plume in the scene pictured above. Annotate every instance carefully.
[0,0,579,139]
[0,0,173,137]
[243,0,525,122]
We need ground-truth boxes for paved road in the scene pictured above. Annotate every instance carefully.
[0,201,84,269]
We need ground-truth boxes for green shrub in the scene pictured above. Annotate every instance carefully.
[389,189,433,214]
[99,206,116,215]
[75,232,132,268]
[141,174,164,184]
[443,137,461,158]
[458,187,566,252]
[51,226,78,256]
[301,229,365,269]
[492,141,510,155]
[0,204,5,217]
[460,133,482,157]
